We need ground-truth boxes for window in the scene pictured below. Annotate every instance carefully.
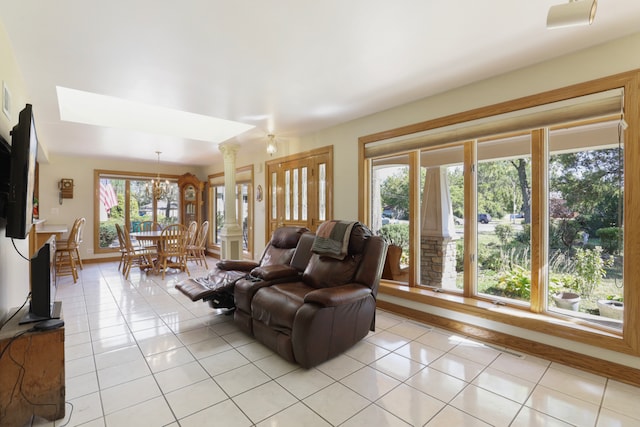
[361,72,638,354]
[371,155,411,283]
[94,170,179,253]
[476,134,531,305]
[547,121,624,328]
[420,145,465,291]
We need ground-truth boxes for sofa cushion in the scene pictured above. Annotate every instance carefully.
[302,253,360,289]
[271,226,309,249]
[261,246,296,266]
[347,223,371,255]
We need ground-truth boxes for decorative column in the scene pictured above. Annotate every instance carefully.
[218,142,243,260]
[420,167,459,289]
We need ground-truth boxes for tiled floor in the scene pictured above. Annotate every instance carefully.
[25,260,640,426]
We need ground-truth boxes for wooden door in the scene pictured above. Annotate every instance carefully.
[266,146,332,237]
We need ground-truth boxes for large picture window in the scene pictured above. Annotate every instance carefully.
[94,170,179,254]
[360,71,639,357]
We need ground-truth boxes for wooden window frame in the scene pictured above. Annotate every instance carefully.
[359,70,640,363]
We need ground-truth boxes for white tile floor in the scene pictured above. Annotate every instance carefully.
[25,260,640,427]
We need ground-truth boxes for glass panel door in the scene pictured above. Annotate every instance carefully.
[98,178,124,249]
[266,147,332,236]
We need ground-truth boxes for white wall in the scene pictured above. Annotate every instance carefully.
[0,20,31,322]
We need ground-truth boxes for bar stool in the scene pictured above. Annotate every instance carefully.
[55,218,83,283]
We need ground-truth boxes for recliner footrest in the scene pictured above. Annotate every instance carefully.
[175,278,218,302]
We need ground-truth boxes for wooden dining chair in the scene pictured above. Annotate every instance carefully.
[136,220,163,250]
[116,223,155,280]
[72,217,86,269]
[140,221,162,231]
[114,223,128,272]
[186,220,209,269]
[186,221,198,247]
[55,218,83,283]
[156,223,190,279]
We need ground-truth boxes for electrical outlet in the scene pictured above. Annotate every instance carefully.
[50,208,59,215]
[86,249,93,254]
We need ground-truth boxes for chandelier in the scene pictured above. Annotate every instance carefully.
[146,151,170,200]
[266,134,278,155]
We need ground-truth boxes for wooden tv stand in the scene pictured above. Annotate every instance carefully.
[0,305,65,426]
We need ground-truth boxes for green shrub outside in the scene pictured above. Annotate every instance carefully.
[494,223,513,247]
[379,223,409,250]
[99,220,118,248]
[596,227,622,255]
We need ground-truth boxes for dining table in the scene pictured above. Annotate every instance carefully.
[129,230,185,276]
[129,230,163,247]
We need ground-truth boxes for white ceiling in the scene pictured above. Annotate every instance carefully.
[1,1,639,166]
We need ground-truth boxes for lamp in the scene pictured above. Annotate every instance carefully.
[146,151,170,200]
[547,0,597,29]
[266,134,278,155]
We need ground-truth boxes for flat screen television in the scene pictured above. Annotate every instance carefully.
[20,240,61,324]
[0,135,10,221]
[5,104,38,239]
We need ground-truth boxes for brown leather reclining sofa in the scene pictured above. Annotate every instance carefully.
[234,222,387,368]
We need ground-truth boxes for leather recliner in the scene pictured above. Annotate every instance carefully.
[176,225,310,309]
[234,222,387,368]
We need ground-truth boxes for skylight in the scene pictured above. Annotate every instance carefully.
[56,86,254,143]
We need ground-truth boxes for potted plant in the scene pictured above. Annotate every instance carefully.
[597,295,624,320]
[550,274,581,311]
[379,223,409,281]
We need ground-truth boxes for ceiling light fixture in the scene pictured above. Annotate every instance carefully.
[146,151,170,200]
[547,0,597,29]
[266,134,278,155]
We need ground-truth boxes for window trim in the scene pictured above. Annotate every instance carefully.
[359,69,640,357]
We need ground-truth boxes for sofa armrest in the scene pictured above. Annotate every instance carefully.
[216,259,260,271]
[304,284,371,307]
[251,264,299,281]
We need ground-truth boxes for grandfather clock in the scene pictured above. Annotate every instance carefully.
[178,173,204,226]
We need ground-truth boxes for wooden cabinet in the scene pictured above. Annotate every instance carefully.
[0,306,65,426]
[178,173,204,226]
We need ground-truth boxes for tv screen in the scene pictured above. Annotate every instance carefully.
[0,135,10,221]
[6,104,38,239]
[20,240,61,324]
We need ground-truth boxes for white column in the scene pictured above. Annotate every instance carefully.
[420,167,459,289]
[421,167,456,239]
[218,142,243,260]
